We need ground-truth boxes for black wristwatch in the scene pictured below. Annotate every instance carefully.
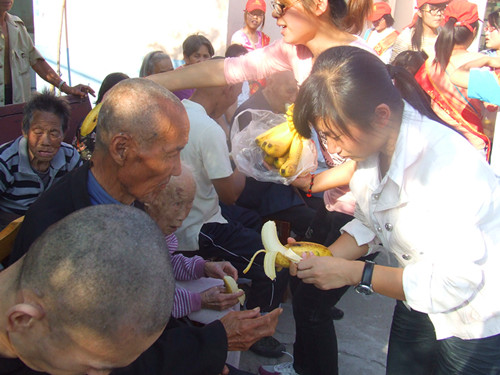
[354,260,375,295]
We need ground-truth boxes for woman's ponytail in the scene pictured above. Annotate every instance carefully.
[328,0,372,34]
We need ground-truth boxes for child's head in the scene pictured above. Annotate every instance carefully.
[392,50,428,76]
[486,9,500,51]
[145,165,196,236]
[244,0,266,30]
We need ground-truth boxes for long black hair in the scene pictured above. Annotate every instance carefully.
[434,18,478,68]
[293,46,443,139]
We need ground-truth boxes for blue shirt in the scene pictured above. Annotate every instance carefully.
[87,170,121,205]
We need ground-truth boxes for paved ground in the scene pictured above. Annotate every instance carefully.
[239,252,396,375]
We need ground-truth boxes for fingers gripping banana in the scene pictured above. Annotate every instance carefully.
[243,221,332,280]
[223,275,246,305]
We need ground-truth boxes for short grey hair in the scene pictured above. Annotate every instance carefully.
[19,204,174,339]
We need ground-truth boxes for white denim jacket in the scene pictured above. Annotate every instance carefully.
[342,102,500,340]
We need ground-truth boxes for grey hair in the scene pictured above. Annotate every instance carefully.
[19,204,174,338]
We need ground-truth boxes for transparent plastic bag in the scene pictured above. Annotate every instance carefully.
[230,109,317,185]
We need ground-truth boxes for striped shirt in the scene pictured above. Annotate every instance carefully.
[0,136,82,215]
[165,234,208,318]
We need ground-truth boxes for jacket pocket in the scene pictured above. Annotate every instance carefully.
[12,49,30,75]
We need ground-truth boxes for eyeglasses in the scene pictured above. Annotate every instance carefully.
[484,26,499,33]
[271,0,301,17]
[423,5,447,16]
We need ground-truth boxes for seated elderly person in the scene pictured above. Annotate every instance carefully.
[0,204,174,375]
[145,164,244,369]
[0,90,82,227]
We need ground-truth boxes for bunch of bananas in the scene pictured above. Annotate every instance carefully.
[243,221,332,280]
[255,104,307,177]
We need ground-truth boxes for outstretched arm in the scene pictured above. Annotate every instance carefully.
[31,59,95,98]
[450,56,500,88]
[147,59,228,91]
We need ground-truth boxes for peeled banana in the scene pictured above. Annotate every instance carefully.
[243,221,332,280]
[80,102,102,137]
[255,104,307,177]
[223,275,246,305]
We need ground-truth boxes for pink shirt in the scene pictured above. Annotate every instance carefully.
[224,37,374,86]
[231,29,270,52]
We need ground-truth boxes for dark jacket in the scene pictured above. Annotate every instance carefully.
[7,162,228,375]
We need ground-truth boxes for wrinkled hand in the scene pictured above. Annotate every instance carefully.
[201,285,243,311]
[293,252,354,290]
[220,307,283,351]
[64,84,95,98]
[204,261,238,280]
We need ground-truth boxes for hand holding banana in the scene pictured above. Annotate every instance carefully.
[255,104,309,177]
[243,221,332,280]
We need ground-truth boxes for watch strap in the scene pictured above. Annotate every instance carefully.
[360,260,375,289]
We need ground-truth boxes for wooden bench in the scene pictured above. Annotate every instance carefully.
[0,95,92,145]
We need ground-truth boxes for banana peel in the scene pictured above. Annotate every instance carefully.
[243,221,332,280]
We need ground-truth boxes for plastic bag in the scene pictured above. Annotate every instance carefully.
[230,109,317,185]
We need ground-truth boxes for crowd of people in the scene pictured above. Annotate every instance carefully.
[1,0,500,374]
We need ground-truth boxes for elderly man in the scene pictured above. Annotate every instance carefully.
[0,90,82,227]
[8,78,281,375]
[0,204,174,375]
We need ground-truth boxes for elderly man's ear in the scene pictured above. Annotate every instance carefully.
[109,133,135,165]
[6,298,45,333]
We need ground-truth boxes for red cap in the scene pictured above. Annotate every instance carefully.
[369,2,392,22]
[246,0,266,13]
[444,0,479,32]
[416,0,449,9]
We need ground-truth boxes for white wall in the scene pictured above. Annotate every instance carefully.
[34,0,234,95]
[32,0,490,100]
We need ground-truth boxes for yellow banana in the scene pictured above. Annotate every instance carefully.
[223,275,246,305]
[279,132,304,177]
[255,121,296,158]
[243,221,331,280]
[264,154,276,166]
[80,102,103,137]
[285,103,296,132]
[255,121,289,145]
[273,154,288,169]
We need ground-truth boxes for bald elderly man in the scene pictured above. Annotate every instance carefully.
[0,204,174,375]
[7,78,281,375]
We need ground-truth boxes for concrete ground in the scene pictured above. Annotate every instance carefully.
[239,252,396,375]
